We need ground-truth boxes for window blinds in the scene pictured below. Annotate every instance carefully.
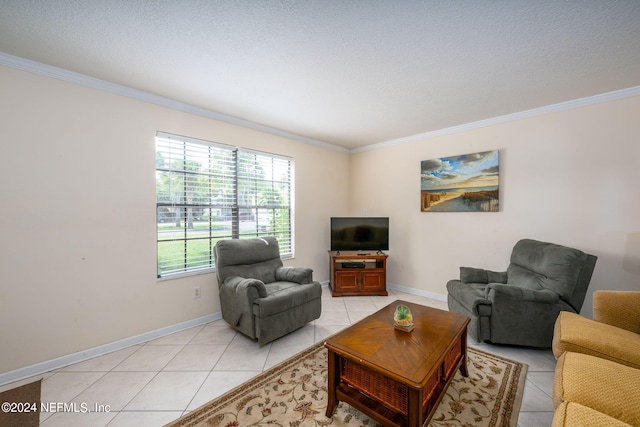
[155,132,293,278]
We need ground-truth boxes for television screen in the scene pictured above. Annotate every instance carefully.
[330,217,389,251]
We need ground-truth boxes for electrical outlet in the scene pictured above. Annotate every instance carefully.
[193,287,201,299]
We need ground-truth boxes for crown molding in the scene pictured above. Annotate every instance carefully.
[3,52,638,155]
[0,52,348,153]
[353,85,640,153]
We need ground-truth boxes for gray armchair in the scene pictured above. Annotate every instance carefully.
[214,237,322,345]
[446,239,597,348]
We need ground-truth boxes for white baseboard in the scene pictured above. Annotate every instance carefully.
[387,283,447,302]
[0,284,445,385]
[0,312,221,387]
[322,279,446,302]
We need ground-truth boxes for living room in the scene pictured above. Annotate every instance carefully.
[1,2,639,426]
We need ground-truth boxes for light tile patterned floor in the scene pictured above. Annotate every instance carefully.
[1,287,556,426]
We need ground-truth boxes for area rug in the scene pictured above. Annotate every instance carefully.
[0,379,41,427]
[166,342,527,427]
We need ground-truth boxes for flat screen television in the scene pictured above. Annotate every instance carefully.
[330,217,389,251]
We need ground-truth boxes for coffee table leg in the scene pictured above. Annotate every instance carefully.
[326,349,339,417]
[408,389,422,427]
[460,330,469,377]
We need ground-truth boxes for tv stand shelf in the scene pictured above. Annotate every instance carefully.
[328,251,388,297]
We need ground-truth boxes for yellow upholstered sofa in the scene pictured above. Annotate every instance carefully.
[551,291,640,427]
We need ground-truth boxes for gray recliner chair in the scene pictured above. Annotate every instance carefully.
[446,239,597,348]
[214,237,322,345]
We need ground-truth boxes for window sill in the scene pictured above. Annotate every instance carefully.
[156,254,294,282]
[157,267,215,282]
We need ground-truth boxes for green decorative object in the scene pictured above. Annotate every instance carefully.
[394,304,414,330]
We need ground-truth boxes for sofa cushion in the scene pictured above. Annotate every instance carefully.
[552,401,633,427]
[553,311,640,369]
[593,290,640,334]
[554,351,640,426]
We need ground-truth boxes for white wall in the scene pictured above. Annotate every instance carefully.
[2,61,638,377]
[0,65,349,375]
[349,95,640,317]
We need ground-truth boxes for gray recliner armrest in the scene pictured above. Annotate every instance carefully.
[460,267,507,284]
[224,276,268,298]
[218,276,268,332]
[275,266,313,284]
[485,283,559,304]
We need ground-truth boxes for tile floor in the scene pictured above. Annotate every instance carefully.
[1,287,557,426]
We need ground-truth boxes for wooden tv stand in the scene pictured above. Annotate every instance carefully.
[328,251,388,297]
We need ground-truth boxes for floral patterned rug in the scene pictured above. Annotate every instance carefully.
[166,342,527,427]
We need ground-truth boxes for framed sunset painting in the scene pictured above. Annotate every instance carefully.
[420,150,499,212]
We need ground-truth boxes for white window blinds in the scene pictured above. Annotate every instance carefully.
[237,150,293,254]
[155,132,293,278]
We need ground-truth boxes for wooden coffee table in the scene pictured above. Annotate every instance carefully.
[325,300,470,427]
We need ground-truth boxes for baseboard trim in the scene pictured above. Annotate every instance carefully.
[0,282,443,386]
[322,280,446,302]
[387,283,447,302]
[0,312,221,387]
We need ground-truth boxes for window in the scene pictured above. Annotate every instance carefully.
[155,132,293,278]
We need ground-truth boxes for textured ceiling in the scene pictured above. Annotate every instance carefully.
[1,1,640,150]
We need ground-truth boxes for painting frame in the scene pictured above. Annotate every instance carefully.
[420,150,499,212]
